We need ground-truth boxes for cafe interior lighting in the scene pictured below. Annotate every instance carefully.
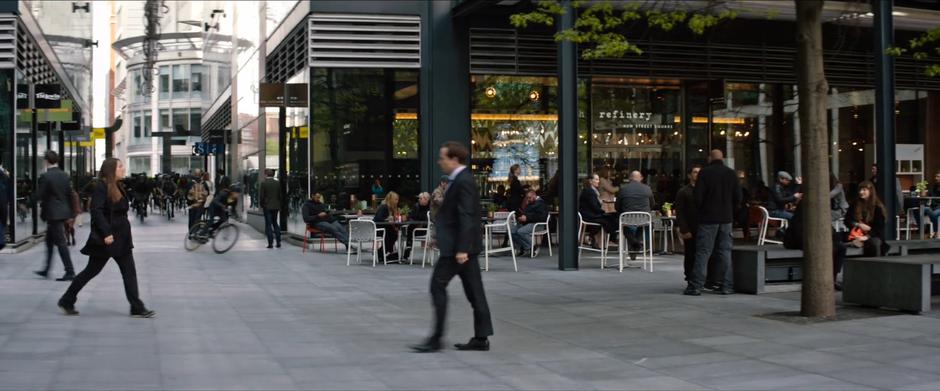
[395,113,747,124]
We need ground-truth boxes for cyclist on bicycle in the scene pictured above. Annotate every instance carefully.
[205,183,242,234]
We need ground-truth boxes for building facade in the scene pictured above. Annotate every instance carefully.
[200,1,940,252]
[0,0,94,248]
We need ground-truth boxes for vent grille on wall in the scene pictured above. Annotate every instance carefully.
[0,15,14,69]
[17,24,57,84]
[265,21,308,83]
[308,13,420,68]
[468,28,940,91]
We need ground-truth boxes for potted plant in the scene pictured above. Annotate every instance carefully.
[399,205,411,222]
[486,203,498,219]
[661,202,674,217]
[916,180,929,196]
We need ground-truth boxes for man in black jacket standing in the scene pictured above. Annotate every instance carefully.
[35,151,76,281]
[675,165,701,283]
[411,141,492,353]
[686,150,741,296]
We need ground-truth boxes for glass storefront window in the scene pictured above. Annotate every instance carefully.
[285,69,309,234]
[144,113,152,137]
[470,75,558,203]
[311,68,420,208]
[172,109,188,133]
[590,78,683,204]
[133,115,141,138]
[189,109,201,135]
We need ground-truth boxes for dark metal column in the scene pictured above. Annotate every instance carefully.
[557,0,578,270]
[30,105,38,235]
[278,106,288,230]
[873,0,897,240]
[162,135,172,174]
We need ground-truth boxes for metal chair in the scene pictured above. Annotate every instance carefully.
[618,212,653,272]
[409,211,432,266]
[303,225,340,253]
[757,206,787,245]
[529,213,553,257]
[903,207,934,240]
[578,212,608,269]
[346,219,387,267]
[651,211,674,254]
[484,211,517,271]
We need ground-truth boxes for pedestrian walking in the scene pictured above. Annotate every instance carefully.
[34,151,76,281]
[58,158,154,318]
[411,141,493,353]
[685,150,741,296]
[259,168,282,248]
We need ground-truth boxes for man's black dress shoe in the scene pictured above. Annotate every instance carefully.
[718,288,735,295]
[57,300,78,316]
[454,338,490,351]
[409,339,442,353]
[683,285,701,296]
[56,274,75,282]
[34,270,49,279]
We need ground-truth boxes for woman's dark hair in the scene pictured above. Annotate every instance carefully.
[854,180,885,223]
[98,158,124,203]
[509,164,520,181]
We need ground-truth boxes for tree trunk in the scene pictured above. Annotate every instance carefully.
[795,0,835,318]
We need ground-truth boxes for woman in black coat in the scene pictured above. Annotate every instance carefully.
[506,164,524,213]
[58,158,154,317]
[845,180,888,257]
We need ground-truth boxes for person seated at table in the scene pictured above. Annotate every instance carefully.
[374,191,401,260]
[492,185,507,210]
[768,171,802,222]
[845,181,889,257]
[616,170,654,260]
[431,176,448,220]
[913,170,940,239]
[301,192,350,249]
[401,192,432,260]
[511,189,548,257]
[579,174,617,248]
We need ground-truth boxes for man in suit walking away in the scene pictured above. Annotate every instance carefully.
[34,151,76,281]
[259,169,282,248]
[685,149,741,296]
[411,141,493,353]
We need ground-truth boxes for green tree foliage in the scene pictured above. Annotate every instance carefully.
[509,0,738,59]
[888,26,940,77]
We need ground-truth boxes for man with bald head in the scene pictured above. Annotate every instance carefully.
[617,170,655,260]
[686,149,741,296]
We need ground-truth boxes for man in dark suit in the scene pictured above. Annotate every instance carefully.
[34,151,76,281]
[259,169,282,248]
[411,142,493,353]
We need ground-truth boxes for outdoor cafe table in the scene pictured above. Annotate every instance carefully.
[906,196,940,240]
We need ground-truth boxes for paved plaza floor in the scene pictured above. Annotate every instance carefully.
[2,216,940,390]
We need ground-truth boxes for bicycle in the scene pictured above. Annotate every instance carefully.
[184,214,240,254]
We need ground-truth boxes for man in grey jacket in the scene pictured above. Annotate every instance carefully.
[34,151,76,281]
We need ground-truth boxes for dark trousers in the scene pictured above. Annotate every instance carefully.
[60,253,146,313]
[188,207,203,229]
[863,236,884,257]
[429,254,493,340]
[44,220,74,275]
[682,233,721,284]
[833,237,847,280]
[691,223,733,290]
[263,209,281,245]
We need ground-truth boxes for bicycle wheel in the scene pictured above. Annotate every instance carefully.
[212,223,240,254]
[185,222,207,251]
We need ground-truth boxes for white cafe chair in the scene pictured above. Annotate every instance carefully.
[529,213,553,257]
[757,206,787,245]
[484,211,517,271]
[618,212,653,272]
[578,212,608,269]
[409,211,432,267]
[347,219,387,267]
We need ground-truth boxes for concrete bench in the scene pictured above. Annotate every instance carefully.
[843,255,940,313]
[732,245,870,294]
[894,239,940,256]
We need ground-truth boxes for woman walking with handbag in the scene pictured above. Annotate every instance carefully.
[58,158,154,318]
